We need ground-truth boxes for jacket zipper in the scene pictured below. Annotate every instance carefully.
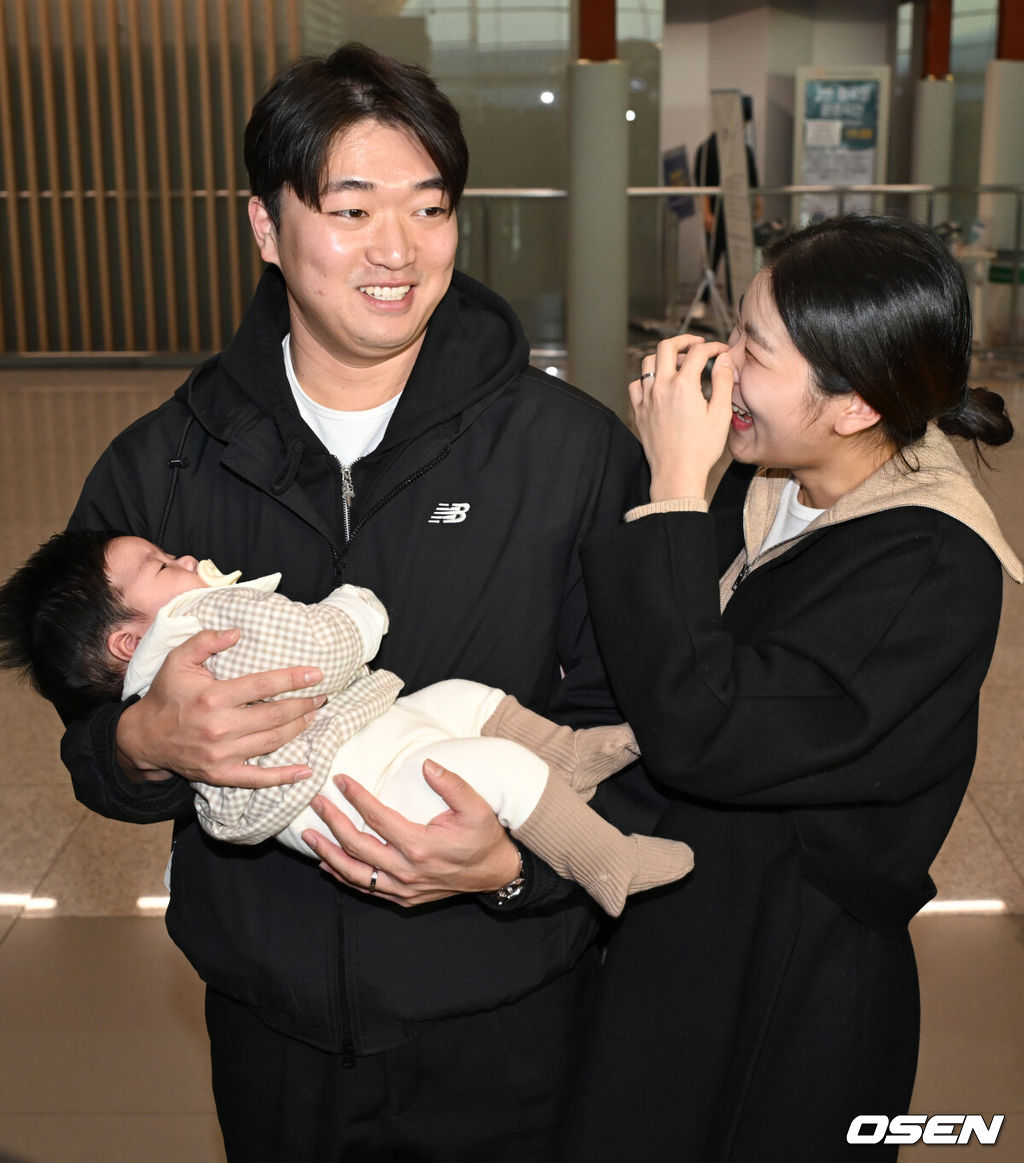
[332,456,358,1062]
[337,896,357,1068]
[333,446,452,581]
[733,481,825,593]
[734,531,816,593]
[338,460,356,544]
[328,444,451,1056]
[735,466,967,596]
[732,561,750,591]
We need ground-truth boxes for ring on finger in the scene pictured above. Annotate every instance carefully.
[368,867,381,894]
[640,370,655,383]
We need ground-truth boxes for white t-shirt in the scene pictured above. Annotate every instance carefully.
[760,477,825,554]
[283,334,401,466]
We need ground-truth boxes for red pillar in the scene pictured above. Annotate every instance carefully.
[578,0,616,62]
[922,0,952,78]
[996,0,1024,59]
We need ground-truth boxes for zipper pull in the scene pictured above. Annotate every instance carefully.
[339,462,355,544]
[732,560,750,591]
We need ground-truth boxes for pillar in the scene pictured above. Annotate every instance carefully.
[977,0,1024,343]
[977,0,1024,251]
[996,0,1024,61]
[566,5,629,417]
[911,0,954,224]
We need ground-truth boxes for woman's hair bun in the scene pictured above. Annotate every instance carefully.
[938,386,1014,447]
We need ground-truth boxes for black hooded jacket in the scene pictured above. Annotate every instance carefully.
[60,266,648,1054]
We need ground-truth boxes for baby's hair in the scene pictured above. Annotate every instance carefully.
[0,528,133,717]
[762,214,1013,455]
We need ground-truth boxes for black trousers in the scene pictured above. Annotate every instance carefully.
[206,947,599,1163]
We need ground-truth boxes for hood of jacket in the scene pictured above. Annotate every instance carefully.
[174,263,531,461]
[721,425,1022,606]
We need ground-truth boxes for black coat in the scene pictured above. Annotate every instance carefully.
[61,265,649,1055]
[571,458,1009,1161]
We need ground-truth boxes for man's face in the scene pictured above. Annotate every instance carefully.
[250,118,459,372]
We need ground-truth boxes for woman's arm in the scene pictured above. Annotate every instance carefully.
[583,509,1002,809]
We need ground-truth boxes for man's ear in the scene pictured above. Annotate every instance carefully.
[248,196,280,265]
[834,392,881,437]
[107,626,142,664]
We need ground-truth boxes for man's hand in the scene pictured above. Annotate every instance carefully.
[116,627,325,787]
[301,759,521,907]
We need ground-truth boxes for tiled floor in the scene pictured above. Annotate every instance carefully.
[0,361,1022,1162]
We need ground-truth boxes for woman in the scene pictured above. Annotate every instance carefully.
[571,215,1021,1160]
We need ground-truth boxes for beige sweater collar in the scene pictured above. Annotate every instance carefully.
[720,426,1023,610]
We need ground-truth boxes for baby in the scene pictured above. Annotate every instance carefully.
[0,530,693,915]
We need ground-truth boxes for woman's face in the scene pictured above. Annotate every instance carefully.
[725,271,834,472]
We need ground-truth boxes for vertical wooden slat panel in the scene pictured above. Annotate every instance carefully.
[173,0,200,350]
[0,5,28,349]
[217,0,242,328]
[241,0,261,289]
[287,0,300,58]
[150,0,179,349]
[240,0,256,116]
[15,0,50,348]
[195,0,222,345]
[2,0,305,355]
[126,0,157,348]
[264,0,276,83]
[37,0,71,349]
[82,0,115,349]
[59,0,93,347]
[103,0,135,348]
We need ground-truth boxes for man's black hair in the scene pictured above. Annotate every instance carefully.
[244,42,469,228]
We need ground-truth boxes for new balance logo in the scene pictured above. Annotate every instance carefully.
[428,502,470,524]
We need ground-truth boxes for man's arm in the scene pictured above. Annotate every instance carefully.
[305,412,650,906]
[302,764,521,906]
[115,627,328,787]
[62,439,330,822]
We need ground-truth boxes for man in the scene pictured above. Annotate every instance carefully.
[60,43,648,1161]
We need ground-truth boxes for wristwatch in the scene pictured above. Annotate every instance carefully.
[490,843,525,905]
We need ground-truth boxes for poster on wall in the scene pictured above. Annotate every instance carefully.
[662,144,696,221]
[793,66,890,223]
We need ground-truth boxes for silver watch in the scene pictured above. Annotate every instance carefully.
[491,845,525,905]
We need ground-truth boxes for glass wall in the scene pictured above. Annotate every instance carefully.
[332,1,664,351]
[950,0,998,232]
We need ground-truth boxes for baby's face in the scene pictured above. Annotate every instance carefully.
[106,536,208,625]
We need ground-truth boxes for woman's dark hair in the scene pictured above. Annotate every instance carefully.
[762,214,1013,453]
[0,529,133,717]
[244,42,469,228]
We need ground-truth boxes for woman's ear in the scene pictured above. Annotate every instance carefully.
[834,392,881,437]
[106,625,142,664]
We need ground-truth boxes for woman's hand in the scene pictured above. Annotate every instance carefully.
[631,335,734,502]
[301,760,521,908]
